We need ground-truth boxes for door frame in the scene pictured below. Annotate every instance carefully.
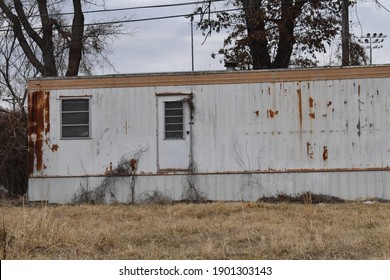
[156,92,193,172]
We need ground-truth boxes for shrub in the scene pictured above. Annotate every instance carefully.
[0,109,27,197]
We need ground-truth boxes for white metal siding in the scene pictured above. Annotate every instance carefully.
[28,72,390,203]
[40,87,158,177]
[28,171,390,204]
[191,79,390,173]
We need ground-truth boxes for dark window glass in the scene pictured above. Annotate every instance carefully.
[62,99,89,111]
[164,101,183,139]
[61,99,90,138]
[165,116,183,124]
[62,126,90,138]
[62,112,89,125]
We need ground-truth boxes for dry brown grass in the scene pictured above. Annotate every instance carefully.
[1,200,390,260]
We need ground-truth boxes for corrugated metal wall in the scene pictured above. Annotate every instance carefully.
[36,87,158,177]
[29,170,389,203]
[192,78,390,173]
[28,69,390,203]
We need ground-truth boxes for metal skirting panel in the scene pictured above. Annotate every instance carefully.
[28,171,390,204]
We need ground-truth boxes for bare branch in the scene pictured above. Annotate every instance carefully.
[0,0,46,74]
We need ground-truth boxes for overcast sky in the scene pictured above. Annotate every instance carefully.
[83,0,390,74]
[88,0,224,74]
[90,0,390,75]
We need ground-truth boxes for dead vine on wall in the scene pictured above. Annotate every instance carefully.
[71,147,147,204]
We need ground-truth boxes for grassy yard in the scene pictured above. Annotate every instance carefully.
[1,200,390,259]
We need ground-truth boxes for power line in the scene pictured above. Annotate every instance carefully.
[13,0,227,18]
[375,0,390,13]
[83,8,241,26]
[0,6,243,32]
[5,0,374,34]
[83,0,226,15]
[0,0,347,32]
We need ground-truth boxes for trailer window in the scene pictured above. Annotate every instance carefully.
[61,99,90,139]
[164,101,183,139]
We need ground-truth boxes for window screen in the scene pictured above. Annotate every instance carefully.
[61,99,90,138]
[165,101,183,139]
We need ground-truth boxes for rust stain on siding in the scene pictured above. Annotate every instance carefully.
[297,89,303,129]
[44,99,50,134]
[308,97,315,119]
[130,159,138,172]
[45,139,59,152]
[50,144,59,152]
[322,146,328,161]
[309,97,314,108]
[254,110,260,117]
[267,109,279,118]
[28,91,50,175]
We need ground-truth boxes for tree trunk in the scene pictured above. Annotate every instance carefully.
[272,1,295,68]
[66,0,84,76]
[341,0,350,66]
[242,0,306,69]
[242,0,271,69]
[37,0,58,76]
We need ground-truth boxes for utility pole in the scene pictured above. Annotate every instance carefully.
[357,33,387,65]
[341,0,350,66]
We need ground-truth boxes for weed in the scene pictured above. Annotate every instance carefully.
[182,162,206,203]
[139,190,172,205]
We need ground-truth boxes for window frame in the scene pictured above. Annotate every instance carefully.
[60,97,91,140]
[164,100,184,140]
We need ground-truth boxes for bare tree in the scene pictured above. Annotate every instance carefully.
[0,0,125,114]
[0,0,123,78]
[197,0,341,69]
[0,0,126,198]
[0,26,37,117]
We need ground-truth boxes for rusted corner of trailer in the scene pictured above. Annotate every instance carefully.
[28,91,50,175]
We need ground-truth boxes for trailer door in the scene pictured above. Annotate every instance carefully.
[157,95,191,171]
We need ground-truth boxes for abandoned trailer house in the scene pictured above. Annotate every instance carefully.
[27,65,390,204]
